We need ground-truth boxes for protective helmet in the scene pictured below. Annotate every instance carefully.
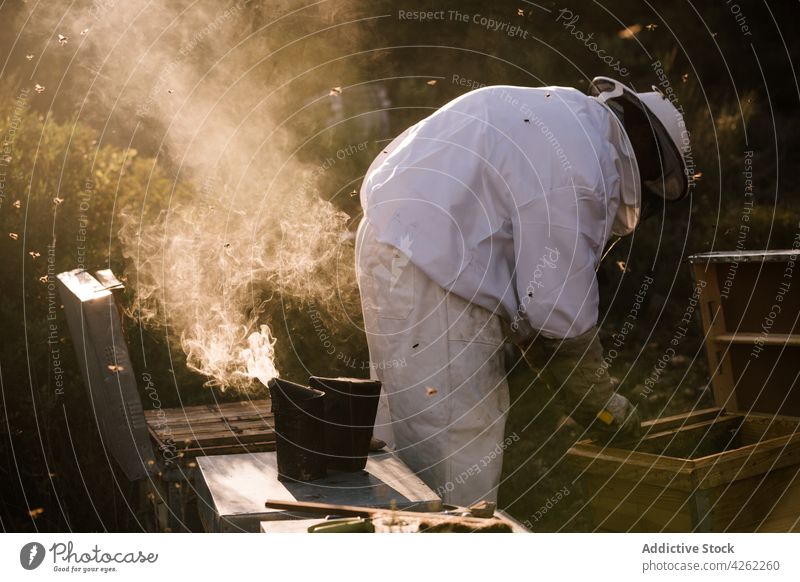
[590,76,694,201]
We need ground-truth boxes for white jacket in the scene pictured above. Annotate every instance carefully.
[360,85,640,340]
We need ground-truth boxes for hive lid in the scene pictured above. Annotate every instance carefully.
[689,250,800,417]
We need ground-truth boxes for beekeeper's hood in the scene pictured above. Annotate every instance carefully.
[602,101,641,237]
[590,76,694,204]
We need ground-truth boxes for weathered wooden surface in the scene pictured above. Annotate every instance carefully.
[195,450,442,532]
[144,399,275,459]
[568,408,800,532]
[690,255,800,417]
[631,416,742,459]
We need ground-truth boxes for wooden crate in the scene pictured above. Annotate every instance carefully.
[566,250,800,532]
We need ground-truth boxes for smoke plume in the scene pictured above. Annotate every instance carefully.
[21,0,365,390]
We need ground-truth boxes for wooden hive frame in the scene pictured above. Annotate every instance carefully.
[144,399,275,460]
[141,399,275,532]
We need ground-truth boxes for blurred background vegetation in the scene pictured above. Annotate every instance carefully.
[1,0,798,531]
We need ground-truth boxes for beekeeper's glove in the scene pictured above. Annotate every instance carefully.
[521,327,640,443]
[594,392,641,443]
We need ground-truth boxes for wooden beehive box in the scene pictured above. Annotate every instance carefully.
[566,250,800,532]
[140,399,276,532]
[144,399,275,460]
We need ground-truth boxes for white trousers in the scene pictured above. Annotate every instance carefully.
[356,219,510,506]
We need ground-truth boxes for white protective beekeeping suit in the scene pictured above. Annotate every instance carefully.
[356,85,640,506]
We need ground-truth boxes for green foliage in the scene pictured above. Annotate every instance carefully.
[0,98,197,531]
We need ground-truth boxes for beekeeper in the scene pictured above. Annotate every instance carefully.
[356,77,693,506]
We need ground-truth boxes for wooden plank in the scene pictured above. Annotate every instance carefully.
[693,262,740,411]
[570,410,800,491]
[215,399,271,410]
[147,414,271,426]
[586,475,690,509]
[574,408,725,446]
[700,466,800,532]
[147,426,276,452]
[145,398,277,455]
[169,435,276,449]
[146,417,275,438]
[151,430,275,448]
[585,476,694,532]
[693,432,800,488]
[736,415,800,444]
[143,399,271,416]
[144,404,272,424]
[174,440,276,459]
[759,466,800,532]
[146,420,271,437]
[565,446,697,491]
[574,409,800,532]
[586,475,759,532]
[151,420,273,433]
[590,497,693,532]
[636,416,740,446]
[591,488,691,530]
[713,333,800,347]
[163,420,276,439]
[583,478,685,524]
[585,471,777,533]
[756,515,800,533]
[631,416,743,459]
[164,419,275,434]
[168,431,278,449]
[640,407,725,432]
